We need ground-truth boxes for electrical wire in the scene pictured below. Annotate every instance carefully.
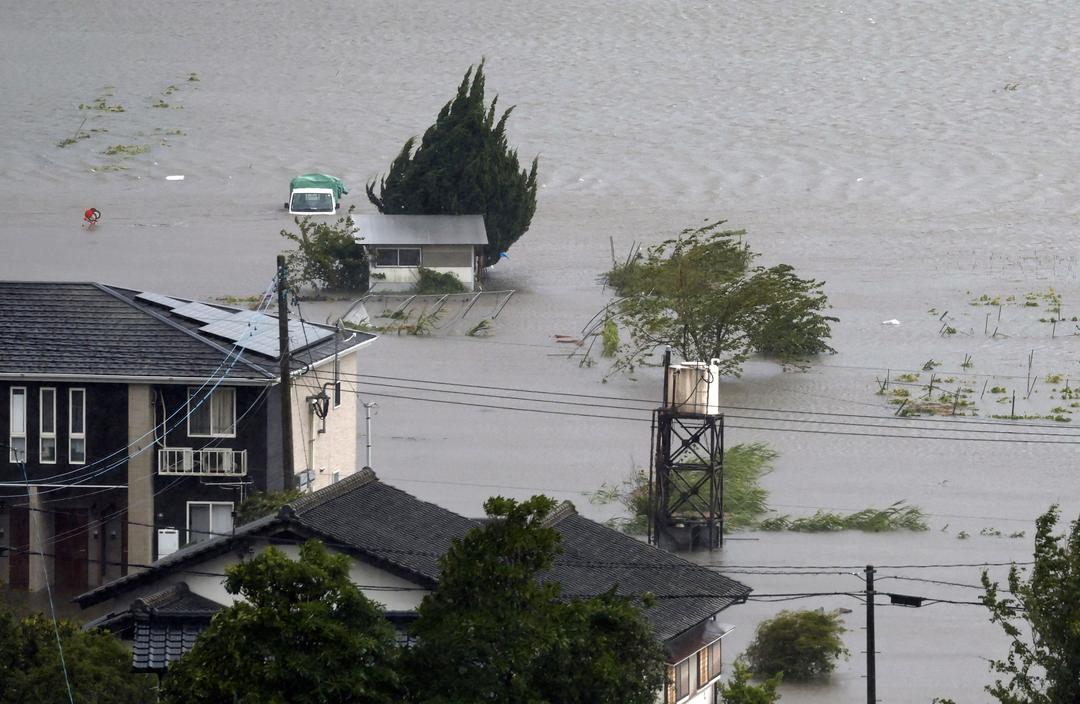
[339,382,1080,445]
[339,371,1080,432]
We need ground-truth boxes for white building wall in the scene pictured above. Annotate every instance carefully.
[96,538,427,613]
[371,265,476,291]
[289,351,359,491]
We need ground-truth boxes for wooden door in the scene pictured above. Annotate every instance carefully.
[8,507,29,588]
[53,509,88,591]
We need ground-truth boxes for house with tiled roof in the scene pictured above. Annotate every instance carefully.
[77,469,751,702]
[0,281,375,594]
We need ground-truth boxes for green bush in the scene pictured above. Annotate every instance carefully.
[719,661,782,703]
[416,267,466,294]
[744,609,849,680]
[281,211,369,292]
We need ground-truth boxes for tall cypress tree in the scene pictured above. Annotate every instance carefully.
[366,62,539,265]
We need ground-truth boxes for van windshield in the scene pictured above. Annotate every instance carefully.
[291,192,334,212]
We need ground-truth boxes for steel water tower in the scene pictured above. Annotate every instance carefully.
[649,351,725,551]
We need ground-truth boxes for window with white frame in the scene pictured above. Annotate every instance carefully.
[187,501,234,544]
[40,388,56,463]
[374,247,421,267]
[9,387,27,463]
[69,388,86,464]
[187,387,236,437]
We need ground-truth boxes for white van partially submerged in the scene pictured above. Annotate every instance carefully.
[285,173,348,215]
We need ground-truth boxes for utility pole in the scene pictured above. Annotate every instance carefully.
[363,401,377,468]
[866,564,876,704]
[277,255,295,490]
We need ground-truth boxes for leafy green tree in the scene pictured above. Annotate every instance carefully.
[980,505,1080,704]
[743,609,848,680]
[0,600,155,703]
[404,495,666,704]
[719,661,783,704]
[281,209,368,291]
[604,220,836,375]
[161,541,398,704]
[537,589,667,704]
[234,488,304,525]
[366,62,539,264]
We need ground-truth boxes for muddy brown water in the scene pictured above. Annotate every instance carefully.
[4,1,1080,700]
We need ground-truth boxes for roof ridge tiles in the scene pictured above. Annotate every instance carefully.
[284,467,379,515]
[542,500,578,527]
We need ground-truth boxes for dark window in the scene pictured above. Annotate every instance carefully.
[675,658,692,700]
[374,248,421,267]
[708,640,722,681]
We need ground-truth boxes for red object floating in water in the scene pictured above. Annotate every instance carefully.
[83,208,101,228]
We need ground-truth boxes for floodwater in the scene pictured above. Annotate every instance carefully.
[3,1,1080,701]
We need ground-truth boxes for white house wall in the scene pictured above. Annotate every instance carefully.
[371,266,476,291]
[289,351,359,491]
[93,538,428,614]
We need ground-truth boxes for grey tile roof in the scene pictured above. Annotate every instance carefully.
[83,582,222,671]
[353,214,488,246]
[286,468,479,583]
[0,282,374,381]
[132,621,207,672]
[77,474,749,646]
[543,504,751,642]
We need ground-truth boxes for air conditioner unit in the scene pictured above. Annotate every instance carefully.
[665,359,721,415]
[157,528,179,560]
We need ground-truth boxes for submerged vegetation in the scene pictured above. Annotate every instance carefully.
[415,267,467,294]
[588,443,926,534]
[600,221,836,376]
[759,502,928,532]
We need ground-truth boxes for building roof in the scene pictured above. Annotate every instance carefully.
[83,582,223,672]
[353,214,488,246]
[284,468,478,583]
[0,282,374,383]
[542,503,751,642]
[77,474,750,646]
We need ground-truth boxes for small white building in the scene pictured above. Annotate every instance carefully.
[354,214,488,292]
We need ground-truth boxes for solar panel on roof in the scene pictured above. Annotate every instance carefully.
[198,312,333,358]
[170,302,234,324]
[136,292,187,309]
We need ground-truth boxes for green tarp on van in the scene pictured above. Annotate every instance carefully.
[289,173,348,199]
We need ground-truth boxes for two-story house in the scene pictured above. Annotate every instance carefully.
[77,469,752,704]
[0,281,374,594]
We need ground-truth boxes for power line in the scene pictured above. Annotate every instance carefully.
[340,383,1080,445]
[340,371,1080,432]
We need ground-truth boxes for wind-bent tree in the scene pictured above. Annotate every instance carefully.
[603,220,836,375]
[366,62,539,264]
[404,495,666,704]
[980,505,1080,704]
[161,541,399,704]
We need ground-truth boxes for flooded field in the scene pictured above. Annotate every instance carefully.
[4,1,1080,700]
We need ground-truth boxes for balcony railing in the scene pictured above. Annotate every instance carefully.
[158,448,247,476]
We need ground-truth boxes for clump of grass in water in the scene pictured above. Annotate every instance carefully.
[601,317,619,357]
[760,501,929,532]
[103,144,149,156]
[466,319,492,337]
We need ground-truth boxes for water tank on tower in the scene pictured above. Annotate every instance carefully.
[664,359,721,415]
